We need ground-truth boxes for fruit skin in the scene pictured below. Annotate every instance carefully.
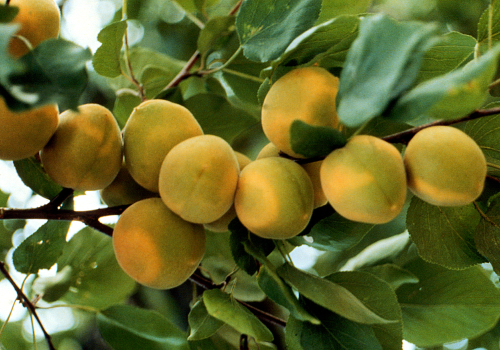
[112,198,206,290]
[123,99,203,192]
[234,157,314,240]
[0,97,58,160]
[261,67,340,158]
[204,151,252,232]
[159,135,240,224]
[40,104,122,191]
[404,126,487,206]
[2,0,61,58]
[100,163,158,207]
[320,135,407,224]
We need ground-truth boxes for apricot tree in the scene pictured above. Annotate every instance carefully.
[3,0,500,350]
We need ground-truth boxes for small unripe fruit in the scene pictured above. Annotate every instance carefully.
[159,135,240,224]
[0,97,58,160]
[261,67,340,158]
[123,99,203,192]
[112,198,206,289]
[320,135,407,224]
[40,104,122,191]
[204,151,252,232]
[234,157,314,239]
[404,126,486,206]
[2,0,61,58]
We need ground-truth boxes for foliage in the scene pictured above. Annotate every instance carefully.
[3,0,500,349]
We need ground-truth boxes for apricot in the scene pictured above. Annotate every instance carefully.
[40,104,122,191]
[159,135,240,224]
[204,151,252,232]
[404,126,486,206]
[2,0,61,58]
[123,99,203,192]
[234,157,314,239]
[112,198,206,289]
[320,135,407,224]
[100,162,158,207]
[0,97,58,160]
[261,67,340,158]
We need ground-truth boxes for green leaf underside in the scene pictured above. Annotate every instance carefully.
[277,263,397,325]
[13,157,64,200]
[406,197,487,269]
[12,220,70,274]
[98,304,189,350]
[389,44,500,126]
[363,264,419,291]
[290,120,347,158]
[398,259,500,347]
[92,20,128,78]
[474,197,500,275]
[203,289,274,342]
[236,0,322,62]
[337,14,438,128]
[188,299,224,341]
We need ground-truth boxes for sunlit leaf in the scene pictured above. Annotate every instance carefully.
[92,20,127,78]
[188,299,224,341]
[316,0,372,24]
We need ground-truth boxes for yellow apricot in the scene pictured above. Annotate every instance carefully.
[159,135,240,224]
[261,67,340,158]
[0,97,58,160]
[123,99,203,192]
[404,126,486,206]
[204,151,252,232]
[2,0,61,58]
[320,135,407,224]
[112,198,206,289]
[40,104,122,191]
[100,163,158,207]
[257,142,327,208]
[234,157,314,239]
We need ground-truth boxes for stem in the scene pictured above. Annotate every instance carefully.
[161,50,201,92]
[0,262,55,350]
[202,46,243,74]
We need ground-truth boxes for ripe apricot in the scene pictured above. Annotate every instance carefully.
[234,157,314,239]
[40,104,122,191]
[0,97,58,160]
[320,135,407,224]
[204,151,252,232]
[100,163,158,207]
[159,135,240,224]
[261,67,340,158]
[2,0,61,58]
[123,99,203,192]
[112,198,206,289]
[404,126,486,206]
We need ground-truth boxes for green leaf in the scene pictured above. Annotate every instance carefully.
[203,289,274,342]
[477,0,500,53]
[398,258,500,347]
[183,93,257,143]
[474,198,500,275]
[415,31,476,84]
[12,220,70,274]
[188,299,224,341]
[5,38,91,111]
[363,264,419,291]
[389,44,500,126]
[235,0,322,62]
[13,156,64,200]
[406,196,487,269]
[325,271,403,350]
[277,263,397,325]
[0,4,19,23]
[198,16,236,55]
[31,265,74,302]
[58,227,136,310]
[316,0,372,24]
[289,120,346,158]
[92,20,128,78]
[256,265,320,324]
[337,14,438,128]
[112,88,142,129]
[272,15,359,69]
[98,304,189,350]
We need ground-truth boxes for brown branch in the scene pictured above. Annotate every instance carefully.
[0,261,56,350]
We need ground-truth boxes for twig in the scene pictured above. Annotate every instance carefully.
[0,262,56,350]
